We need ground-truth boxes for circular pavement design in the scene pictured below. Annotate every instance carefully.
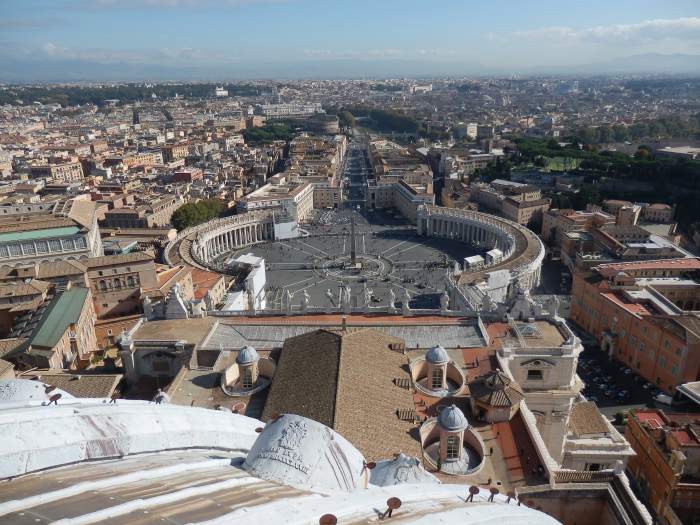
[220,209,486,311]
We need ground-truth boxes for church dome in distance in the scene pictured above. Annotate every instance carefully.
[236,345,259,365]
[438,404,469,432]
[425,345,449,364]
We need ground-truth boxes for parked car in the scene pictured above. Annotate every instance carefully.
[654,393,674,406]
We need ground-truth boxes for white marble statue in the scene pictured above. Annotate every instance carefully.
[388,288,396,310]
[549,295,561,318]
[402,289,411,315]
[142,295,154,320]
[440,290,450,312]
[301,290,310,312]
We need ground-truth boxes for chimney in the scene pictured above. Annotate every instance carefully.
[341,316,347,331]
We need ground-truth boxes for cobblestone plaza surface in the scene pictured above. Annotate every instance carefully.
[224,208,485,310]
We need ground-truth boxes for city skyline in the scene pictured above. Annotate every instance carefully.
[2,0,700,80]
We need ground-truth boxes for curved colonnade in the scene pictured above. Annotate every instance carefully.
[417,204,545,294]
[166,205,544,304]
[165,210,276,268]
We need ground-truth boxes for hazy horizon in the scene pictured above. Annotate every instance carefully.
[2,0,700,81]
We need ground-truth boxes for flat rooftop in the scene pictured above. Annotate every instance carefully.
[202,315,486,350]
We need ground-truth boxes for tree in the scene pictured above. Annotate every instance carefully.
[338,111,356,128]
[171,199,223,231]
[634,146,652,160]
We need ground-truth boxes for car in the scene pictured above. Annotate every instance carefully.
[654,393,674,406]
[604,375,613,381]
[623,368,633,375]
[643,382,654,390]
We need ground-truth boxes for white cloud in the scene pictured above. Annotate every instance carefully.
[513,17,700,45]
[35,42,233,64]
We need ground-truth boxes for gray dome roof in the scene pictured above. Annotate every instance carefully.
[236,345,259,365]
[438,404,469,432]
[425,345,449,364]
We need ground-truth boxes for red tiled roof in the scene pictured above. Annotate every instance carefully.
[596,258,700,278]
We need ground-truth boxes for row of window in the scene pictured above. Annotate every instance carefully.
[0,236,88,258]
[97,276,139,291]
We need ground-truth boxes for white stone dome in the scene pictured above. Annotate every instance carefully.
[243,413,366,493]
[0,379,74,405]
[425,345,449,364]
[236,345,259,365]
[370,452,440,486]
[438,404,469,432]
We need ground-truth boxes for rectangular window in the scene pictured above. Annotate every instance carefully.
[527,369,544,381]
[36,241,48,253]
[446,435,460,460]
[9,244,20,256]
[242,368,254,389]
[431,368,443,389]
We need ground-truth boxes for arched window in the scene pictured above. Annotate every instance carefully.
[446,435,460,460]
[126,276,135,287]
[99,280,107,291]
[431,368,443,389]
[114,279,122,290]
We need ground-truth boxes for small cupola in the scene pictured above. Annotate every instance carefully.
[425,345,449,391]
[236,345,260,389]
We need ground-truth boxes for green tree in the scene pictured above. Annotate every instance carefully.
[338,111,356,128]
[171,199,223,231]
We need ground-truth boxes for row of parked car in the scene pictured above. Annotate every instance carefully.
[578,356,663,405]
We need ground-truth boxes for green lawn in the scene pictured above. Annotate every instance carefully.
[545,156,581,171]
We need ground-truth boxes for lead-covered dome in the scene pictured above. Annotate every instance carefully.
[236,345,259,365]
[425,345,449,364]
[438,404,469,432]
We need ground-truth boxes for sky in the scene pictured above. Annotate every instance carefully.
[2,0,700,80]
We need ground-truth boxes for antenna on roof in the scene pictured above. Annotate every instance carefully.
[319,515,337,525]
[466,485,480,502]
[488,487,499,502]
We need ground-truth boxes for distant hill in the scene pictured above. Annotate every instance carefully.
[1,53,699,82]
[553,54,700,75]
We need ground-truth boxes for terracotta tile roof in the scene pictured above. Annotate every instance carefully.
[32,371,122,398]
[596,258,700,278]
[0,280,50,299]
[469,370,524,408]
[0,337,27,359]
[0,358,14,376]
[83,252,154,268]
[262,328,421,461]
[262,329,341,427]
[569,401,610,437]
